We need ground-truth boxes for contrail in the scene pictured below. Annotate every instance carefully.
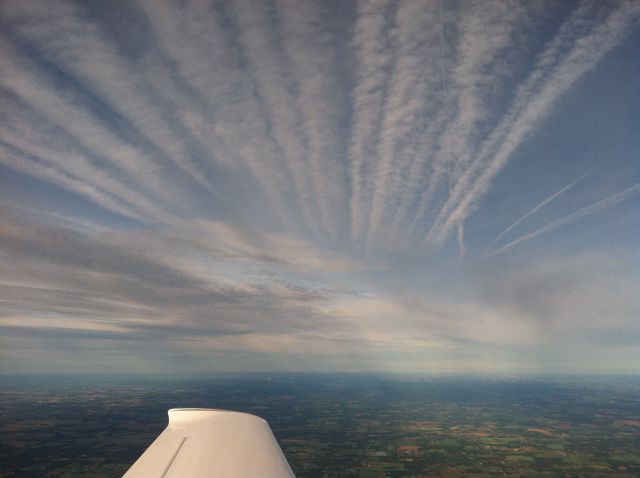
[439,0,446,97]
[490,181,640,256]
[0,94,172,221]
[348,0,393,246]
[490,170,592,245]
[4,0,222,195]
[136,0,300,230]
[365,0,440,251]
[274,0,347,242]
[457,223,466,259]
[0,143,149,222]
[425,0,640,247]
[404,0,531,244]
[231,0,327,239]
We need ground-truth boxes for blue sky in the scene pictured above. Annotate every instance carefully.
[1,0,639,374]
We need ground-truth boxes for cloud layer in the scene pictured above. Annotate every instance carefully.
[1,0,639,373]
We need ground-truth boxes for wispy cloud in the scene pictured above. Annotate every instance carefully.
[0,141,148,221]
[5,0,220,192]
[230,0,325,237]
[491,170,592,245]
[2,0,636,250]
[361,0,441,249]
[1,0,638,373]
[457,223,466,259]
[348,0,394,246]
[132,0,300,227]
[491,181,640,255]
[425,0,640,246]
[0,91,171,221]
[273,0,348,241]
[402,0,537,243]
[0,4,216,218]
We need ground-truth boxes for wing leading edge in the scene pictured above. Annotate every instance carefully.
[123,408,296,478]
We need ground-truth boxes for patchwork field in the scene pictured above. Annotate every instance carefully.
[1,374,639,477]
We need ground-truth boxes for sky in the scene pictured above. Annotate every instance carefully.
[1,0,639,374]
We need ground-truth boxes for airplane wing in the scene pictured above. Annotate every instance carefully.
[122,408,296,478]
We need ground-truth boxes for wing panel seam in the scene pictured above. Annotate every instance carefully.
[161,436,188,478]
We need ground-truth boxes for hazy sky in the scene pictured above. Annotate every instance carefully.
[1,0,639,374]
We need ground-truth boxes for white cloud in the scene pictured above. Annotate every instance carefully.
[426,0,640,245]
[491,170,591,245]
[348,0,394,245]
[1,0,637,373]
[491,181,640,255]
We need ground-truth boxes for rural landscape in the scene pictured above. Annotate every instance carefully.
[2,374,639,477]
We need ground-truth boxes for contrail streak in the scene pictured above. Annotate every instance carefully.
[438,0,446,98]
[232,0,327,239]
[457,223,466,259]
[491,170,592,245]
[403,0,532,244]
[365,0,440,250]
[490,181,640,255]
[275,0,347,242]
[137,0,302,231]
[426,0,640,247]
[0,143,148,221]
[348,0,393,246]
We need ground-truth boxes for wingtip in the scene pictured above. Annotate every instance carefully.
[167,408,268,426]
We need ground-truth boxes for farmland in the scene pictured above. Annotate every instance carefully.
[1,374,639,477]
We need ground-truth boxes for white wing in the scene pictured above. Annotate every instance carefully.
[122,408,296,478]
